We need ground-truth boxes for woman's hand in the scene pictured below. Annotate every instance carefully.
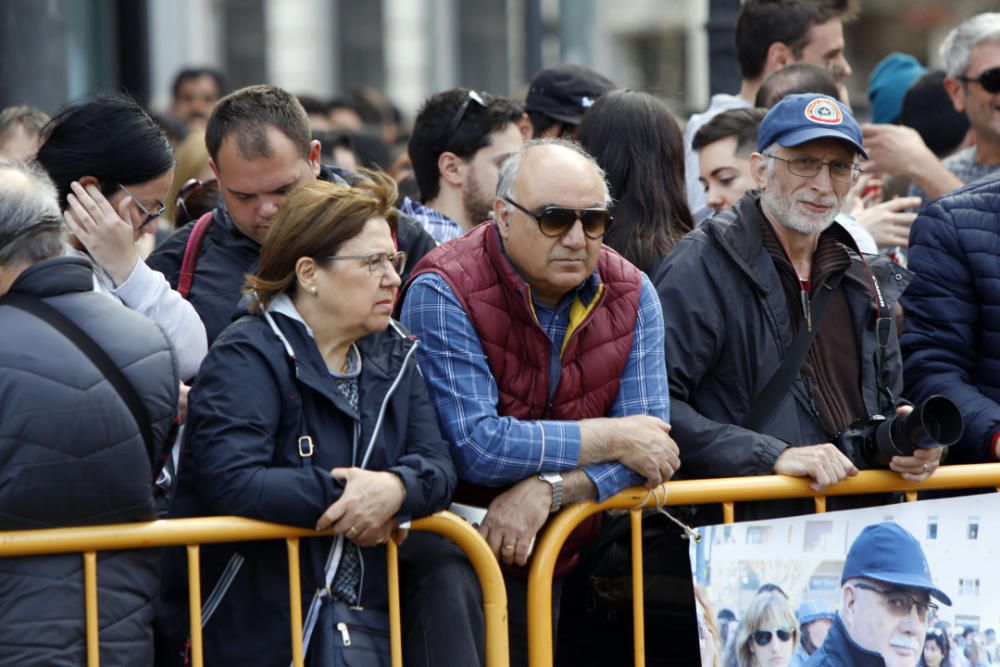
[64,181,139,286]
[316,468,407,547]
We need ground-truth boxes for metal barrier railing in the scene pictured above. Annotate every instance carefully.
[0,510,509,667]
[526,463,1000,667]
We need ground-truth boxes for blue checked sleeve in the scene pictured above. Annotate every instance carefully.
[401,274,583,486]
[582,275,671,500]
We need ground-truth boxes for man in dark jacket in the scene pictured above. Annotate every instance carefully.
[806,522,950,667]
[655,94,940,519]
[0,159,179,665]
[901,174,1000,463]
[148,84,435,344]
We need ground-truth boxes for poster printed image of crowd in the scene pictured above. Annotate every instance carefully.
[689,493,1000,667]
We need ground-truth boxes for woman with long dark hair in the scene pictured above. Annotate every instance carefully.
[36,94,207,381]
[577,89,694,275]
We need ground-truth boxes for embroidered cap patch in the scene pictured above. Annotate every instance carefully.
[803,98,843,125]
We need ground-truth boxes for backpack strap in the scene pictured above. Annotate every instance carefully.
[177,211,215,299]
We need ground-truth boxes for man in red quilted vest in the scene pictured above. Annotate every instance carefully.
[399,138,679,666]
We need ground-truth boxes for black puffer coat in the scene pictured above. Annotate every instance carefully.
[157,306,455,666]
[0,257,179,666]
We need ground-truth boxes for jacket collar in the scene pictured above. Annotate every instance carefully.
[6,256,94,298]
[817,613,888,666]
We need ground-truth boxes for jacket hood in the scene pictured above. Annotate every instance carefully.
[7,256,94,298]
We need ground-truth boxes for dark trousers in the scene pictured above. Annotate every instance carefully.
[399,531,485,667]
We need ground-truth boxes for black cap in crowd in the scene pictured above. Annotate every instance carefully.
[524,64,616,125]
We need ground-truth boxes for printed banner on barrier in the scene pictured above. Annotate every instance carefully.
[689,492,1000,667]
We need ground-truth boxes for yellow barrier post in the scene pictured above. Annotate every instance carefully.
[387,539,403,667]
[186,545,204,667]
[286,539,304,667]
[630,510,646,667]
[83,551,99,667]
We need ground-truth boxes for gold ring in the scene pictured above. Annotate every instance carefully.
[349,526,359,535]
[503,544,515,551]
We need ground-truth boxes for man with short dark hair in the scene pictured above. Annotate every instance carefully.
[807,522,951,666]
[657,94,941,518]
[170,66,226,130]
[523,63,616,139]
[149,84,435,343]
[755,63,842,108]
[404,88,524,243]
[684,0,855,222]
[692,107,767,212]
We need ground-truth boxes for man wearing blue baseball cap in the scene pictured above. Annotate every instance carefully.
[807,522,951,666]
[655,94,942,520]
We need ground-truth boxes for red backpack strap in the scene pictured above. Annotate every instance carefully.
[177,212,215,299]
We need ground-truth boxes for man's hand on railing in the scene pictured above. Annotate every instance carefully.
[579,415,681,487]
[316,468,407,547]
[478,476,552,567]
[773,443,859,492]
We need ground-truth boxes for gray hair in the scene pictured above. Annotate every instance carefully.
[0,158,64,267]
[940,13,1000,77]
[494,137,613,211]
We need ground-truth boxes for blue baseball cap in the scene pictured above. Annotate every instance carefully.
[841,522,951,606]
[796,598,835,626]
[757,93,868,159]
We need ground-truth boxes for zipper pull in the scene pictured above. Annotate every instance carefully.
[337,621,352,646]
[801,290,812,333]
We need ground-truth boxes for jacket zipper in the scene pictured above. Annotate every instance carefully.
[800,288,812,333]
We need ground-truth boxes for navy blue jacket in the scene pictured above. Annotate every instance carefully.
[157,309,455,666]
[805,613,887,666]
[148,165,436,344]
[0,257,178,666]
[901,176,1000,463]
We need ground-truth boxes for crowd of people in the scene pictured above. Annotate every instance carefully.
[1,1,1000,666]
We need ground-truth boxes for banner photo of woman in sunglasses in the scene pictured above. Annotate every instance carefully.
[689,492,1000,667]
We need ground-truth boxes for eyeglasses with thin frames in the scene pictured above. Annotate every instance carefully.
[852,582,939,621]
[504,197,613,240]
[444,90,487,145]
[751,627,794,647]
[957,66,1000,94]
[325,251,408,277]
[119,184,166,232]
[765,154,861,183]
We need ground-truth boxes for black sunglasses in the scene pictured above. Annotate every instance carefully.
[752,627,793,647]
[957,66,1000,94]
[504,197,613,240]
[445,90,487,143]
[176,177,218,224]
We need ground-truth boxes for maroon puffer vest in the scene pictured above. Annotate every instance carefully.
[407,223,642,576]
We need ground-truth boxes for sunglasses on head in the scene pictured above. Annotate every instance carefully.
[445,90,487,144]
[752,627,793,647]
[958,66,1000,94]
[504,197,613,240]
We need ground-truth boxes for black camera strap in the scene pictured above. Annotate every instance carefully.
[0,292,158,474]
[743,282,836,432]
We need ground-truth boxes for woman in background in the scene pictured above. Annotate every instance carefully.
[736,591,798,667]
[577,89,693,275]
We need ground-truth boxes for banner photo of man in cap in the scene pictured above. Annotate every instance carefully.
[689,493,999,667]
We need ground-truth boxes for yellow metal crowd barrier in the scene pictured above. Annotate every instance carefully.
[0,510,508,667]
[526,463,1000,667]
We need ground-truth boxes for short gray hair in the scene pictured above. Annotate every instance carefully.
[495,137,612,210]
[940,13,1000,77]
[0,158,64,267]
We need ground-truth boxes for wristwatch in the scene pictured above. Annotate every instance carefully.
[537,472,564,512]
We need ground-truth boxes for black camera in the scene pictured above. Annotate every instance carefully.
[836,395,964,468]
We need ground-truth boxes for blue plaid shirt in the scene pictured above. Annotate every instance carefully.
[401,269,669,501]
[399,196,463,245]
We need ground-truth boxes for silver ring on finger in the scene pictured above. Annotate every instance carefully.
[922,463,928,473]
[502,544,515,552]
